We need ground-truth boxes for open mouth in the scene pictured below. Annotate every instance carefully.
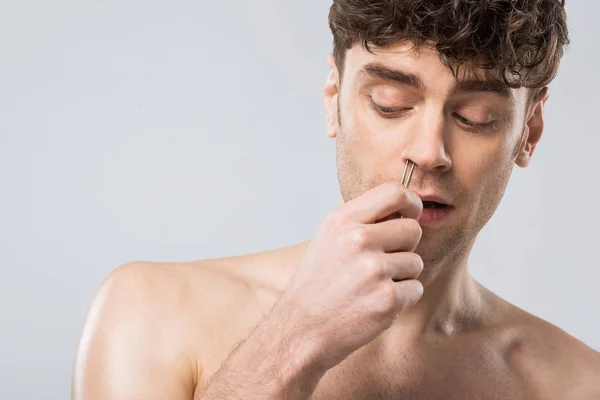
[422,201,449,209]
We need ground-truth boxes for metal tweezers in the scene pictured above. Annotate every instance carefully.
[401,159,416,189]
[397,160,416,220]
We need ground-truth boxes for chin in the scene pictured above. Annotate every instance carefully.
[416,227,473,269]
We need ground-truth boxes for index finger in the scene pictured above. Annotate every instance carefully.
[338,182,423,224]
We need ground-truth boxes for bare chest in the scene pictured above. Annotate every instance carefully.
[310,344,537,400]
[312,368,523,400]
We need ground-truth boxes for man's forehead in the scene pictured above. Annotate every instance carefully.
[346,43,483,82]
[344,43,523,101]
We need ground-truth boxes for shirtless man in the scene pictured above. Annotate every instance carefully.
[72,1,600,399]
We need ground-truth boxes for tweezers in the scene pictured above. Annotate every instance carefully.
[401,160,416,188]
[396,160,416,220]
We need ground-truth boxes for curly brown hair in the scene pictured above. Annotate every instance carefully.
[328,0,570,89]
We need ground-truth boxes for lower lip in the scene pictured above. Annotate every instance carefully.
[418,206,453,226]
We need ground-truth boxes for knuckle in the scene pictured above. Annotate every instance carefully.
[361,254,385,279]
[324,210,345,228]
[346,226,371,250]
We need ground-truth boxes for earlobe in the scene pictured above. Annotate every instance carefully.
[516,88,549,168]
[515,133,536,168]
[323,54,340,139]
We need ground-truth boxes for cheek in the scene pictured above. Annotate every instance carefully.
[342,100,409,179]
[338,104,384,174]
[453,133,516,199]
[335,108,371,200]
[336,106,407,201]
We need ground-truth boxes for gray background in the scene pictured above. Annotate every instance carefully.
[1,1,598,399]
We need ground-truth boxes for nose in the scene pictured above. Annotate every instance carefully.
[400,108,452,172]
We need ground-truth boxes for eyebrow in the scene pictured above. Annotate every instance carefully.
[357,62,512,98]
[452,79,512,98]
[358,62,425,91]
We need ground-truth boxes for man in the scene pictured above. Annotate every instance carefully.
[72,1,600,399]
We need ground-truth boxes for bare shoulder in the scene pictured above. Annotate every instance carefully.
[506,308,600,398]
[73,257,280,400]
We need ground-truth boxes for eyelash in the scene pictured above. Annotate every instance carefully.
[453,113,482,127]
[373,102,494,130]
[372,103,410,117]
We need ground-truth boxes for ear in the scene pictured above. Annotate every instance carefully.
[515,87,550,168]
[323,54,340,139]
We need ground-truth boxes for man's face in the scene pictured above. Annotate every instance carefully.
[323,42,547,270]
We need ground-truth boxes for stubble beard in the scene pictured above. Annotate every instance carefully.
[334,125,518,281]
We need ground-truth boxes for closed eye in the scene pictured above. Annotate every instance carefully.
[378,105,403,114]
[372,102,411,118]
[453,112,491,127]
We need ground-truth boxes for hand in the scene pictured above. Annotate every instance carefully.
[273,181,424,370]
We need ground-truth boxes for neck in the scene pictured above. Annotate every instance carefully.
[388,238,485,338]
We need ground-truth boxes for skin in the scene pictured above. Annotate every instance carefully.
[72,42,600,400]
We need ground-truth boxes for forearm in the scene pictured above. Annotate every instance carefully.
[198,312,326,399]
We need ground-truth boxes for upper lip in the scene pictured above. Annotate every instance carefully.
[415,193,453,206]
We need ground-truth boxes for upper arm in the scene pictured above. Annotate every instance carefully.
[72,262,198,400]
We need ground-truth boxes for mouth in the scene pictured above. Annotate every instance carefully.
[417,195,454,226]
[422,200,450,209]
[375,195,454,224]
[418,194,452,209]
